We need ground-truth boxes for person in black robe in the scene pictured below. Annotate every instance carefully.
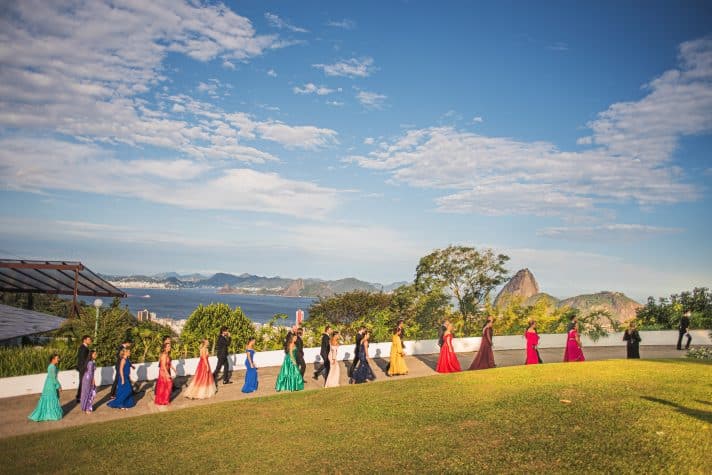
[348,327,366,381]
[676,311,692,350]
[212,326,232,385]
[75,335,92,402]
[295,328,306,380]
[623,322,641,359]
[313,326,332,381]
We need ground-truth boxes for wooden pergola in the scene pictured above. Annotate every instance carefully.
[0,260,126,317]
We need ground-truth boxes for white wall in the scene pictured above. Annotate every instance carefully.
[0,330,708,399]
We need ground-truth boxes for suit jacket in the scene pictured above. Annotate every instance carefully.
[76,344,90,374]
[319,333,330,359]
[216,334,230,358]
[295,336,305,362]
[679,316,690,332]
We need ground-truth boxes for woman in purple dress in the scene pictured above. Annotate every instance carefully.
[80,349,97,413]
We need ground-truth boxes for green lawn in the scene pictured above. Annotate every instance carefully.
[1,360,710,474]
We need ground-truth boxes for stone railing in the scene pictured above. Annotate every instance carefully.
[0,329,708,399]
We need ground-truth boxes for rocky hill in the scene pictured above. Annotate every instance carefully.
[495,269,641,323]
[494,268,540,307]
[559,292,641,322]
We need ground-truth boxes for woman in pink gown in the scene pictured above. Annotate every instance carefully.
[184,339,217,399]
[154,341,175,405]
[469,316,495,370]
[436,322,461,373]
[563,322,585,362]
[525,320,541,364]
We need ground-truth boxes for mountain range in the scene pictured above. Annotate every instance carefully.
[103,272,408,298]
[494,268,642,323]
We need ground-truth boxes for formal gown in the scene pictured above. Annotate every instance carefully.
[470,327,496,370]
[80,360,96,411]
[184,350,217,399]
[525,331,541,364]
[275,349,304,392]
[388,334,408,376]
[241,349,259,393]
[28,363,63,421]
[107,358,135,409]
[324,346,340,387]
[436,333,461,373]
[563,329,585,362]
[154,355,173,405]
[623,330,641,359]
[352,343,376,384]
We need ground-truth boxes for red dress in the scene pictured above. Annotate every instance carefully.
[154,355,172,405]
[563,329,585,362]
[183,351,216,399]
[436,333,461,373]
[469,326,495,370]
[525,330,540,364]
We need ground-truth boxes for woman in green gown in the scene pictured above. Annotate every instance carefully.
[275,334,304,392]
[28,354,64,422]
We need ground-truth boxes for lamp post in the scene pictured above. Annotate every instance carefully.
[93,298,103,341]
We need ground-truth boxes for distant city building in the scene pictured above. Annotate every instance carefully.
[136,309,150,322]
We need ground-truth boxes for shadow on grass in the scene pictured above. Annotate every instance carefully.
[641,396,712,424]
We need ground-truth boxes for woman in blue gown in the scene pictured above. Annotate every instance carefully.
[352,330,376,384]
[241,337,258,393]
[28,354,63,422]
[107,348,135,409]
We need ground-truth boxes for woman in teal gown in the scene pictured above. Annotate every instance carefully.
[28,354,63,422]
[275,334,304,392]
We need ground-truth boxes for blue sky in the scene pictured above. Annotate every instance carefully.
[0,0,711,301]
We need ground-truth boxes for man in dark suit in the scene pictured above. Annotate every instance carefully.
[109,340,131,398]
[313,326,332,381]
[348,326,366,381]
[213,326,232,385]
[75,335,92,402]
[677,311,692,350]
[295,327,307,380]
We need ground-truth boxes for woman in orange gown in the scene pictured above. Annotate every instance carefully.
[436,321,461,373]
[184,339,217,399]
[154,341,175,405]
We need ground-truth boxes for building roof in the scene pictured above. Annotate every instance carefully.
[0,260,126,298]
[0,304,66,340]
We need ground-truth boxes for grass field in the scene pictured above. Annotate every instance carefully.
[0,359,710,474]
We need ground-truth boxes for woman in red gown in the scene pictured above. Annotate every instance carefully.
[563,322,585,362]
[436,322,461,373]
[525,320,541,364]
[154,341,175,405]
[469,316,495,370]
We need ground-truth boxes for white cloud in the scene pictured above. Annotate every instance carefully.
[313,57,375,78]
[347,37,712,219]
[264,12,309,33]
[326,101,344,107]
[472,116,484,123]
[293,83,335,95]
[0,138,340,218]
[267,69,278,77]
[356,90,387,109]
[326,19,356,30]
[537,224,684,241]
[363,137,375,145]
[547,42,569,51]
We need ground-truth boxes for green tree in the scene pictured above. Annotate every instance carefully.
[181,303,254,357]
[416,245,509,334]
[389,283,450,339]
[305,290,392,341]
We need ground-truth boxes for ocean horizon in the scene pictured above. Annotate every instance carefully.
[119,287,316,324]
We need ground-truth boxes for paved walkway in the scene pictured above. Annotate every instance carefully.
[0,345,690,439]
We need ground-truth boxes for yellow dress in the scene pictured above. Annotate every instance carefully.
[388,334,408,375]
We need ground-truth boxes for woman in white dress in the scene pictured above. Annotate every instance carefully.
[324,332,340,388]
